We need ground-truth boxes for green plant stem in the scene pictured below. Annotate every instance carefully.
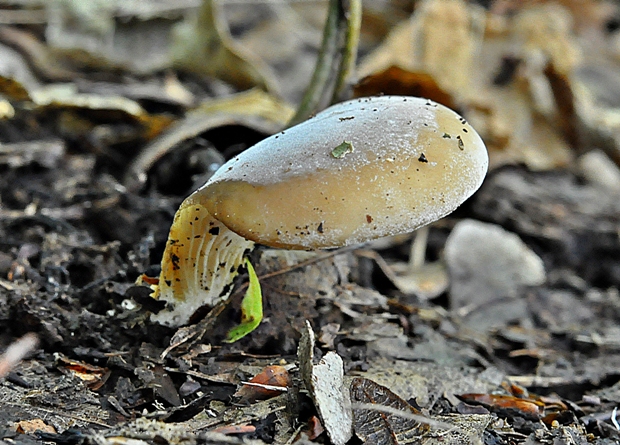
[331,0,361,104]
[288,0,361,127]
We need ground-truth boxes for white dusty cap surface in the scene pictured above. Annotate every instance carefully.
[190,96,489,249]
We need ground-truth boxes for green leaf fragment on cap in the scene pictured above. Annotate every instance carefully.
[331,140,354,158]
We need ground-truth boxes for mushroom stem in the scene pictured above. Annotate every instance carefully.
[408,226,429,274]
[151,199,254,326]
[288,0,361,126]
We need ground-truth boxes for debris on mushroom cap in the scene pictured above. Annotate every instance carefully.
[197,96,488,249]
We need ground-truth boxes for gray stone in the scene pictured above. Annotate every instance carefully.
[578,149,620,192]
[444,219,546,332]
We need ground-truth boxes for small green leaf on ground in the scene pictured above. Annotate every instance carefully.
[225,258,263,343]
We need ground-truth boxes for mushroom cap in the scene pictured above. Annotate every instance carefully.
[190,96,488,249]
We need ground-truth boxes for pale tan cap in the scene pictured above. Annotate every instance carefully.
[191,96,488,249]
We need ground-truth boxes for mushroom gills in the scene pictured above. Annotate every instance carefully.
[151,200,254,326]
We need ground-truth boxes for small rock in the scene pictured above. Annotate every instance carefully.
[578,149,620,192]
[444,219,546,332]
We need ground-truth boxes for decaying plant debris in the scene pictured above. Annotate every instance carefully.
[2,1,620,444]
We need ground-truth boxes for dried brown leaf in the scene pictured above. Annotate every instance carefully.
[0,74,31,101]
[354,66,455,109]
[359,0,484,102]
[55,352,110,391]
[124,88,293,191]
[171,0,277,92]
[235,365,291,402]
[351,377,429,444]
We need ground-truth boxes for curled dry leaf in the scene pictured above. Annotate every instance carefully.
[511,3,581,77]
[16,419,56,435]
[234,365,291,402]
[55,352,110,391]
[388,260,449,300]
[350,377,429,444]
[359,0,485,102]
[0,74,31,101]
[124,88,294,192]
[22,83,174,152]
[171,0,278,92]
[306,415,325,440]
[457,393,544,420]
[354,66,455,109]
[376,227,449,300]
[134,364,181,407]
[0,26,77,82]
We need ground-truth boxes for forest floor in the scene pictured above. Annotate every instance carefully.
[1,1,620,444]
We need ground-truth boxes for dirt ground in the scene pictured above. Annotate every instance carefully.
[1,1,620,445]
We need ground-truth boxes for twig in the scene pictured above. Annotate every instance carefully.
[257,244,361,282]
[350,402,455,431]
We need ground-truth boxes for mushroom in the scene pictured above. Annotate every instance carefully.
[151,95,488,326]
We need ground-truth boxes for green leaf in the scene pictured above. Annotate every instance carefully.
[331,140,354,158]
[225,258,263,343]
